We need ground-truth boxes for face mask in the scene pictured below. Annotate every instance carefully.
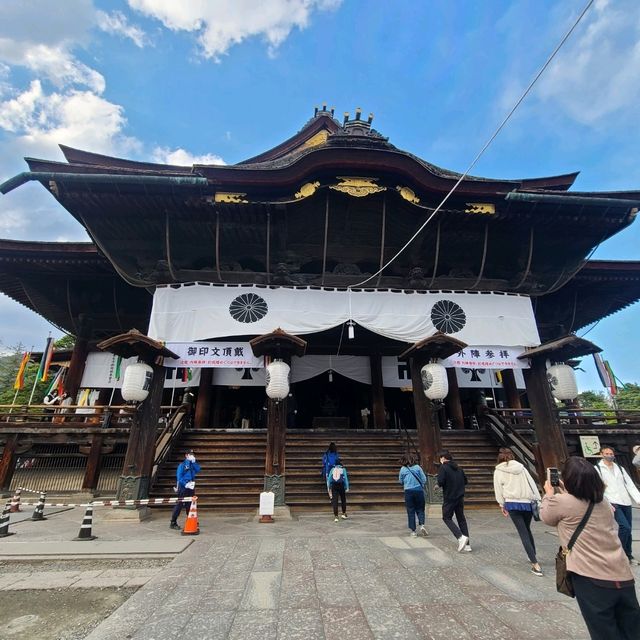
[603,455,615,461]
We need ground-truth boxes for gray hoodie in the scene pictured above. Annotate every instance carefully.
[493,460,541,506]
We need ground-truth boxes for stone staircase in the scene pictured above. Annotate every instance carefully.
[151,430,267,511]
[151,428,499,512]
[285,429,499,511]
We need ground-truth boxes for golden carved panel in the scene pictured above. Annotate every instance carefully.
[396,186,420,204]
[465,203,495,215]
[215,192,249,204]
[330,177,386,198]
[295,181,320,199]
[302,130,329,149]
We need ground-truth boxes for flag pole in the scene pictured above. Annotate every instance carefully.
[28,333,51,405]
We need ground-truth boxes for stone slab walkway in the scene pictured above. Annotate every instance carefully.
[1,507,638,639]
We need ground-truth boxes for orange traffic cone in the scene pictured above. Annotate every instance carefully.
[182,496,199,536]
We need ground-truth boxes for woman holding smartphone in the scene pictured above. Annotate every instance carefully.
[493,447,543,576]
[541,457,639,639]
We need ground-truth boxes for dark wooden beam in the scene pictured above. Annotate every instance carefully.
[194,368,212,428]
[0,435,18,493]
[445,368,464,429]
[370,354,386,429]
[82,433,103,491]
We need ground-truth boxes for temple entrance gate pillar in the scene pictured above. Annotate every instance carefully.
[370,354,386,429]
[445,368,464,429]
[519,336,601,471]
[195,368,213,428]
[250,330,306,506]
[97,331,178,515]
[400,333,467,504]
[65,314,93,402]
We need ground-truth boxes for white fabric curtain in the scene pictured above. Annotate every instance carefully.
[149,284,540,346]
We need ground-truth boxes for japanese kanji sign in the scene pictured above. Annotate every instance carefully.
[164,342,263,368]
[440,346,529,369]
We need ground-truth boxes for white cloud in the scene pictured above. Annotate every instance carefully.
[96,10,148,48]
[127,0,342,60]
[0,80,139,157]
[535,0,640,125]
[152,146,226,166]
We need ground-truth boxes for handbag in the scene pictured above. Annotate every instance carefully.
[524,469,541,521]
[556,501,594,597]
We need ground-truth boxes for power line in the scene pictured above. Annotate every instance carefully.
[349,0,596,289]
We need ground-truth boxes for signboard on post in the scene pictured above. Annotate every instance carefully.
[579,435,601,457]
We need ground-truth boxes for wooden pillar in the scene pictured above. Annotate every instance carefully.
[523,358,568,470]
[0,434,18,493]
[502,369,522,409]
[410,357,441,475]
[265,396,287,475]
[370,354,386,429]
[65,315,92,402]
[195,368,213,428]
[82,433,103,491]
[212,386,223,427]
[118,361,165,500]
[445,368,464,429]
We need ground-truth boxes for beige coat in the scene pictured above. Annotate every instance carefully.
[493,461,540,506]
[540,493,633,582]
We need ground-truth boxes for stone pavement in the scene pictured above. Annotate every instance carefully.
[1,506,639,639]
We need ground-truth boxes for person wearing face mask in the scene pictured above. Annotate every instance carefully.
[596,446,640,562]
[170,449,201,530]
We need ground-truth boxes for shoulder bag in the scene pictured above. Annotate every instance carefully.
[405,466,427,493]
[556,501,594,597]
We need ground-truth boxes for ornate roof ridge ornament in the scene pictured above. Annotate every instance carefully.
[295,181,320,199]
[330,177,386,198]
[396,186,420,204]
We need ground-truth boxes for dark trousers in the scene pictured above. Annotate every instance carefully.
[572,573,640,640]
[612,504,633,558]
[331,482,346,516]
[404,488,425,530]
[508,509,537,563]
[170,486,194,523]
[442,496,469,540]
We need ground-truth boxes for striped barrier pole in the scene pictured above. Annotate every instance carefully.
[31,492,47,521]
[12,497,194,509]
[73,505,97,541]
[0,502,15,538]
[18,486,47,494]
[9,488,21,513]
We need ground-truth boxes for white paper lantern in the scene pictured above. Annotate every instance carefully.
[266,360,290,400]
[121,362,153,402]
[547,364,578,401]
[421,363,449,400]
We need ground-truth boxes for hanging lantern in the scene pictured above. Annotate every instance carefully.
[266,360,290,401]
[121,362,153,402]
[421,363,448,400]
[547,364,578,401]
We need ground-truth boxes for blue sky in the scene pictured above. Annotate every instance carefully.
[0,0,638,392]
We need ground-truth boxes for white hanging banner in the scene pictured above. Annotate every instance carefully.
[149,284,540,347]
[80,352,201,389]
[164,342,262,368]
[441,346,528,369]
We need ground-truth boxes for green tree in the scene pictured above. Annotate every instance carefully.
[616,383,640,410]
[54,334,76,350]
[577,390,611,411]
[0,342,49,405]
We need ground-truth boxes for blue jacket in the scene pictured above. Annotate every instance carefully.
[322,450,340,478]
[327,465,350,491]
[399,464,426,490]
[176,459,201,488]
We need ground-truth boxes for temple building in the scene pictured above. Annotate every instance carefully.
[1,106,639,510]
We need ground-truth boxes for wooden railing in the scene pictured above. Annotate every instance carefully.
[151,404,190,485]
[492,408,640,434]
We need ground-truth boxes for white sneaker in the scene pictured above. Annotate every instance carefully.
[341,514,348,519]
[410,531,418,537]
[457,535,469,552]
[419,525,429,537]
[464,544,472,553]
[334,517,339,522]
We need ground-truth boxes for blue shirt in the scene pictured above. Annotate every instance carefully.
[399,464,426,490]
[176,459,201,488]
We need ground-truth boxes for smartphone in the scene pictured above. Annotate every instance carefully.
[547,467,560,487]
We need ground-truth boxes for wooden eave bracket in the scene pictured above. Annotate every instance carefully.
[97,328,179,362]
[518,334,601,362]
[398,332,468,362]
[249,328,307,358]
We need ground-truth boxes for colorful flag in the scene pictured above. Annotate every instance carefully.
[36,337,54,382]
[593,353,612,389]
[604,361,618,396]
[45,367,66,398]
[114,356,122,381]
[13,351,31,390]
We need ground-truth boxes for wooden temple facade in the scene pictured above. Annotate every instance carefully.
[1,106,640,508]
